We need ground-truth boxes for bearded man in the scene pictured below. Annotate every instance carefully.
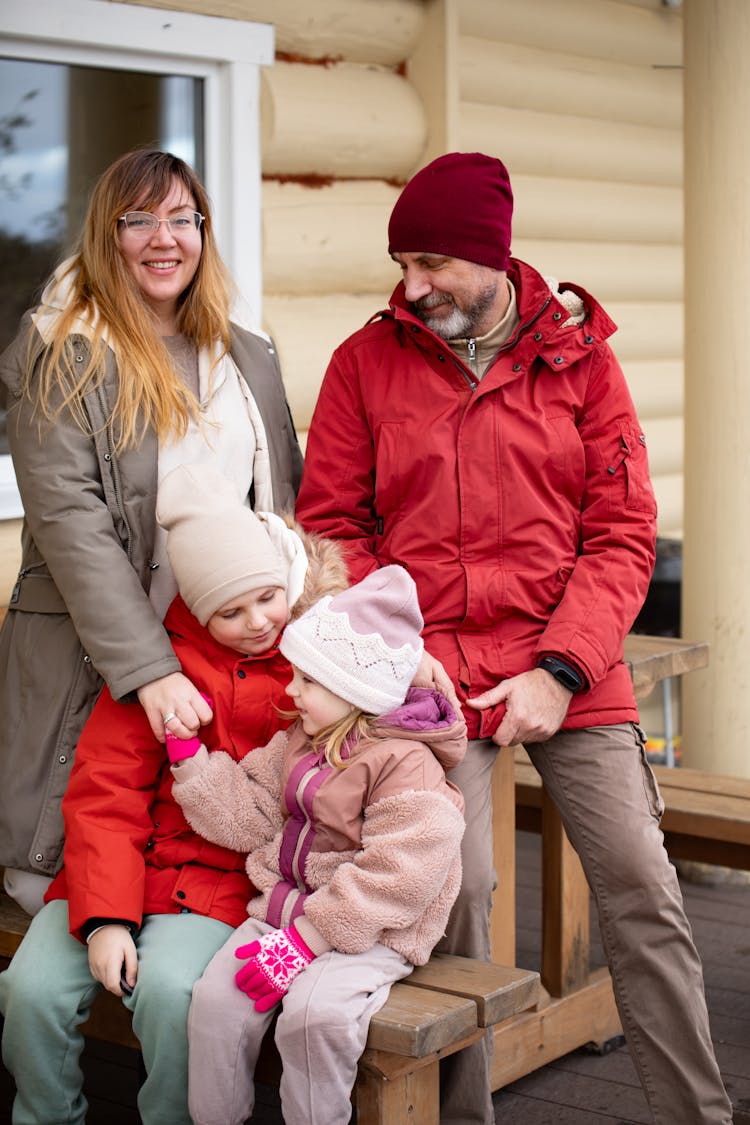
[295,152,731,1125]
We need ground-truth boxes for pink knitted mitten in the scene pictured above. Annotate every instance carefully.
[234,927,316,1012]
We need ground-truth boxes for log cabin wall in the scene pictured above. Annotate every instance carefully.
[0,0,685,611]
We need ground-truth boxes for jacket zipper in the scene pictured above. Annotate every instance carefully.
[9,561,47,604]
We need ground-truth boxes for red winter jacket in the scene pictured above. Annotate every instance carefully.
[296,259,657,740]
[47,594,294,939]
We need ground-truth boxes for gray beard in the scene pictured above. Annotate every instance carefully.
[413,282,498,340]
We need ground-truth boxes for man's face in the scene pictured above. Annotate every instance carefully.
[391,252,507,340]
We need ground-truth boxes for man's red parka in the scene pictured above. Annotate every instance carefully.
[296,259,657,740]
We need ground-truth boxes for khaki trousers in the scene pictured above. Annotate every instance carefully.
[438,723,733,1125]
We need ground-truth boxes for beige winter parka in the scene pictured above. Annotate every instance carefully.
[0,314,303,876]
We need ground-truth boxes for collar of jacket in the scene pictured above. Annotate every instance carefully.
[379,257,619,378]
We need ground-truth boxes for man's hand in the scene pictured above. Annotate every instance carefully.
[467,667,573,746]
[87,925,137,997]
[137,673,214,743]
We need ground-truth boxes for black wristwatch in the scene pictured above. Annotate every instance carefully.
[538,655,585,693]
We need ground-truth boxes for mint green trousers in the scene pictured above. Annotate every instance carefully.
[0,899,232,1125]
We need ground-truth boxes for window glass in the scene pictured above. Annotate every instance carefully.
[0,56,203,455]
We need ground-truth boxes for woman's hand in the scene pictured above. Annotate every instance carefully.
[137,672,214,743]
[88,925,138,997]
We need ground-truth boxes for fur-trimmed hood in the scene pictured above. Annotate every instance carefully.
[280,514,350,621]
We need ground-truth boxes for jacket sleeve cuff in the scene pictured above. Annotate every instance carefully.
[293,914,333,957]
[82,918,139,943]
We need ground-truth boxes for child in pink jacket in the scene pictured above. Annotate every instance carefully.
[170,565,467,1125]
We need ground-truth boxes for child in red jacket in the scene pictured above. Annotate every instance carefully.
[0,464,345,1125]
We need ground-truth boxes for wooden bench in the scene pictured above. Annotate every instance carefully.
[0,887,539,1124]
[514,746,750,871]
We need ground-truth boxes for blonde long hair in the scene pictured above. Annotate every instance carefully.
[25,149,233,451]
[310,709,376,770]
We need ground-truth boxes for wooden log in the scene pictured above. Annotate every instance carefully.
[459,37,682,129]
[262,180,400,294]
[650,473,683,539]
[641,416,683,479]
[511,175,682,243]
[458,0,681,68]
[605,301,683,363]
[623,360,684,420]
[512,240,683,304]
[261,62,426,178]
[460,103,681,187]
[264,294,384,430]
[121,0,424,64]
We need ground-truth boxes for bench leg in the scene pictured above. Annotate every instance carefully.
[354,1059,439,1125]
[541,787,591,997]
[490,744,517,965]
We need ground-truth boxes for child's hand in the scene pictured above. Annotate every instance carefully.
[165,730,203,763]
[234,927,315,1011]
[88,925,138,997]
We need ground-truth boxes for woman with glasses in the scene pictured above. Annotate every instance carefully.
[0,148,303,916]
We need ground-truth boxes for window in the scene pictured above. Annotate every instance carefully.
[0,0,273,518]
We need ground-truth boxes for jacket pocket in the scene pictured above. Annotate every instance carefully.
[607,424,657,515]
[634,723,665,821]
[9,566,67,613]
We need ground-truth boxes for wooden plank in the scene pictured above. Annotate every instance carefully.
[490,745,516,965]
[355,1061,439,1125]
[364,983,477,1058]
[514,749,750,849]
[406,953,539,1027]
[0,893,31,958]
[541,790,591,998]
[490,968,622,1091]
[359,1027,484,1083]
[653,764,750,799]
[623,634,709,699]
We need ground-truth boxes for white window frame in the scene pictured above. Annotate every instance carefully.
[0,0,274,519]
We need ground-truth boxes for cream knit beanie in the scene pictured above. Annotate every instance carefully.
[156,464,292,626]
[280,565,424,715]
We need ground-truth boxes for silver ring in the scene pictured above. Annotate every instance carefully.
[162,712,178,725]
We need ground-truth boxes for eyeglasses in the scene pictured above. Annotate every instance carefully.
[118,211,205,235]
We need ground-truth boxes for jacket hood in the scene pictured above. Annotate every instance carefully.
[373,686,467,773]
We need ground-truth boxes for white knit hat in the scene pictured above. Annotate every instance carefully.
[280,565,424,715]
[156,464,307,625]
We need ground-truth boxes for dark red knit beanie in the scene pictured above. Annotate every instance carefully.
[388,152,513,271]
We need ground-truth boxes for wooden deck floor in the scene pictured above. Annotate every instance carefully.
[1,830,749,1124]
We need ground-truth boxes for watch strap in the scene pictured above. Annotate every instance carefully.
[538,655,585,693]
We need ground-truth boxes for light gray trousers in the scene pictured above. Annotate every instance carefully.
[187,916,412,1125]
[437,723,733,1125]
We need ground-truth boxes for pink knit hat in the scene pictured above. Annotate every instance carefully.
[280,566,425,715]
[388,151,513,271]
